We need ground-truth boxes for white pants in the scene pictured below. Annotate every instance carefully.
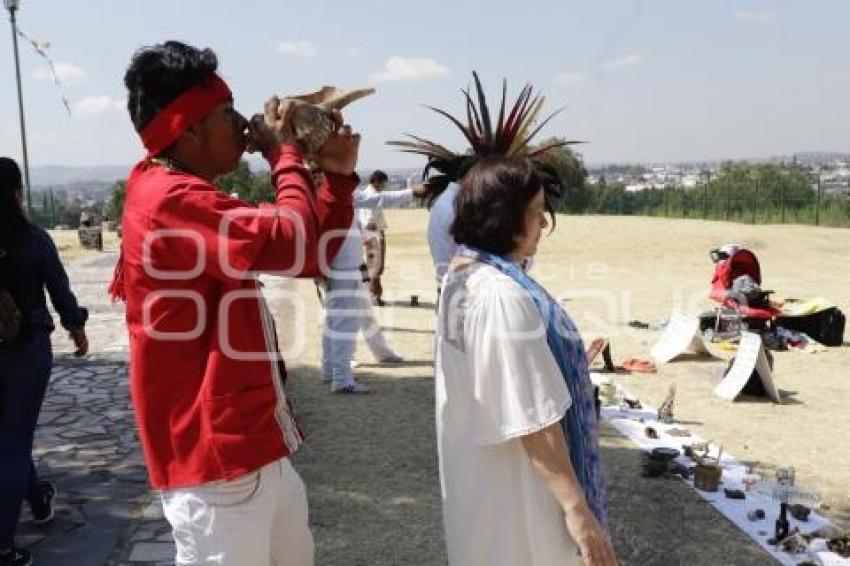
[160,458,314,566]
[322,273,395,385]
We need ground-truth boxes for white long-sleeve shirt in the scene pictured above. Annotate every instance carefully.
[358,182,408,231]
[332,187,415,271]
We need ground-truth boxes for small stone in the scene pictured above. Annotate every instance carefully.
[142,501,164,520]
[128,542,175,562]
[59,425,108,439]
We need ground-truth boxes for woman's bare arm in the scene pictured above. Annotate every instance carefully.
[521,422,618,566]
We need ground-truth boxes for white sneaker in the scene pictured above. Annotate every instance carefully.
[324,367,351,383]
[330,381,370,394]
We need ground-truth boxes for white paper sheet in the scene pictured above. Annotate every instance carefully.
[713,331,781,403]
[650,311,709,363]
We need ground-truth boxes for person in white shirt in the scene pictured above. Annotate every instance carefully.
[358,170,394,305]
[435,157,615,566]
[321,171,426,393]
[426,182,460,287]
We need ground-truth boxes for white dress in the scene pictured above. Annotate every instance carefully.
[435,263,580,566]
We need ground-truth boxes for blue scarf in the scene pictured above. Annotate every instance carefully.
[456,245,609,529]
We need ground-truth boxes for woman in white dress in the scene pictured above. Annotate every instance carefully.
[435,156,617,566]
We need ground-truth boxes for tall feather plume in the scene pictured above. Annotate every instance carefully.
[387,72,578,206]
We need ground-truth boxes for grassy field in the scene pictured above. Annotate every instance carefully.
[53,211,849,564]
[262,209,849,564]
[48,228,121,262]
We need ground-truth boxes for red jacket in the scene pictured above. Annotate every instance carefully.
[120,143,354,489]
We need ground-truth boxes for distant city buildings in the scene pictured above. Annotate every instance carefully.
[590,164,713,192]
[819,160,850,196]
[589,154,850,196]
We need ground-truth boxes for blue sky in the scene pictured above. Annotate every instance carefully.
[0,0,848,169]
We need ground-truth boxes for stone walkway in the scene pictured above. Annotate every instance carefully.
[19,357,175,565]
[16,252,176,565]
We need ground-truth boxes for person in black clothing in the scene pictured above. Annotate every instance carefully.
[0,157,89,566]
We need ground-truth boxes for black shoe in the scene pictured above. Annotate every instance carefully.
[29,480,56,525]
[0,547,32,566]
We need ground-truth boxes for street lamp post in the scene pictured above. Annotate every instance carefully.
[5,0,33,217]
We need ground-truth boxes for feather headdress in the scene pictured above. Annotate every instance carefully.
[387,71,579,205]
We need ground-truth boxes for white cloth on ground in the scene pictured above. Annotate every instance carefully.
[435,263,579,566]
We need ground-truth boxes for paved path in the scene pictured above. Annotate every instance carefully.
[18,252,176,565]
[20,357,174,565]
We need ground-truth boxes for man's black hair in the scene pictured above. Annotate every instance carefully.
[124,40,219,133]
[369,170,389,185]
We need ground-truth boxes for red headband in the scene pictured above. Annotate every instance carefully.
[140,74,232,157]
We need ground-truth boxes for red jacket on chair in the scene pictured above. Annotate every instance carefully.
[709,248,779,320]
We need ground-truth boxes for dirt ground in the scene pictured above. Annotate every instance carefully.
[48,229,120,261]
[256,210,848,564]
[52,211,849,564]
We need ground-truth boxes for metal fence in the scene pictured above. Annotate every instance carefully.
[564,182,850,228]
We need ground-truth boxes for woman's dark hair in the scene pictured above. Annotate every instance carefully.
[0,157,29,249]
[124,41,219,133]
[451,156,554,256]
[369,170,388,185]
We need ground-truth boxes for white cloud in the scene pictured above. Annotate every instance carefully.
[604,53,642,69]
[32,62,86,84]
[554,72,587,86]
[274,40,317,57]
[344,46,363,57]
[74,95,125,116]
[371,57,449,83]
[735,8,776,23]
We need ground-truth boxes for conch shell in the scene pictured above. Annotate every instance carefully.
[286,86,375,155]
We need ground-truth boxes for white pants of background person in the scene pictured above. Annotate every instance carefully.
[321,187,413,392]
[322,270,398,388]
[160,458,313,566]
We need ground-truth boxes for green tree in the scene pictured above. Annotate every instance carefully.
[215,160,254,199]
[246,174,275,204]
[216,160,276,204]
[535,137,589,212]
[105,180,127,222]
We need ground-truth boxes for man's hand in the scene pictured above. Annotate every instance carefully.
[411,183,429,198]
[69,327,89,357]
[564,504,617,566]
[316,123,360,176]
[246,96,307,154]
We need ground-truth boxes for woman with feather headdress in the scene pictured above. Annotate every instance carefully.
[391,75,616,565]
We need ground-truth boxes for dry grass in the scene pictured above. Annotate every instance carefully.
[261,209,849,563]
[49,229,121,262]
